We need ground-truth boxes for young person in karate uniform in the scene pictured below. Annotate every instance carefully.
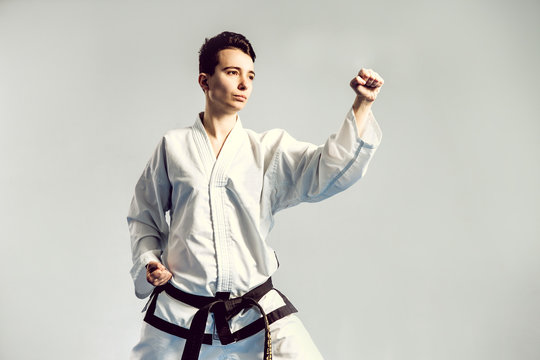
[128,31,384,360]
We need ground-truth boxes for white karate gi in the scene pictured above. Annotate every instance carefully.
[128,107,382,359]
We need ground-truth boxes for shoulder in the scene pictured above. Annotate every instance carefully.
[244,127,293,151]
[163,126,192,141]
[158,126,196,150]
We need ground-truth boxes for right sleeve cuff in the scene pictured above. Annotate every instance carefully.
[130,250,161,299]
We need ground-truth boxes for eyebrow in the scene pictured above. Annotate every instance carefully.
[223,66,256,76]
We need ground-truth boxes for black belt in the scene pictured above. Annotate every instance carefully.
[143,278,297,360]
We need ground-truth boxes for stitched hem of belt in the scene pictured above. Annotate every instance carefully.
[142,277,297,360]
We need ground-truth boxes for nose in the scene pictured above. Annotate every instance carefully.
[238,75,249,91]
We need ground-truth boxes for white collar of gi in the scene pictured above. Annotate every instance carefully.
[192,112,245,169]
[194,112,244,136]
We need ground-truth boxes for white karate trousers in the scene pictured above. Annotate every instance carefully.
[130,314,324,360]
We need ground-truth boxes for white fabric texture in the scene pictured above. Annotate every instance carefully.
[130,314,324,360]
[127,107,382,357]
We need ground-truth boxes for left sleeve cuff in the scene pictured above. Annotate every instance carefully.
[347,107,383,149]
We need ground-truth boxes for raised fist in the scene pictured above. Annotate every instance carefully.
[350,68,384,102]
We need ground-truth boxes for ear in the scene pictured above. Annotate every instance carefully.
[198,73,209,93]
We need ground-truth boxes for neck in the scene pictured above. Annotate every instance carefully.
[202,104,237,141]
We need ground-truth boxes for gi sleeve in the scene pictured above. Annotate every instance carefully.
[270,107,382,213]
[127,137,172,299]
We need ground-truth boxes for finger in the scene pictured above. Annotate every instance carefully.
[162,272,173,284]
[147,266,169,285]
[146,273,156,284]
[371,72,384,87]
[156,269,172,280]
[350,77,364,94]
[147,272,157,283]
[358,68,370,80]
[153,277,165,286]
[156,269,169,280]
[154,271,172,286]
[147,268,163,280]
[372,79,382,87]
[149,273,165,286]
[148,262,167,275]
[153,277,166,286]
[147,269,158,281]
[147,262,159,273]
[354,75,366,86]
[366,70,376,87]
[368,78,384,88]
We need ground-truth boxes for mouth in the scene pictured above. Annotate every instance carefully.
[233,95,247,102]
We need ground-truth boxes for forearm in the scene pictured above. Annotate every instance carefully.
[352,96,374,138]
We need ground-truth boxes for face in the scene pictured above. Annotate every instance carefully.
[200,48,255,114]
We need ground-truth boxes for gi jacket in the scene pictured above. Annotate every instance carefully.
[127,107,382,334]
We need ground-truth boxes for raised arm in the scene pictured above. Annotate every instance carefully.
[269,68,384,213]
[350,68,384,138]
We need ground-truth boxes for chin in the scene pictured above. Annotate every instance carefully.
[231,103,247,111]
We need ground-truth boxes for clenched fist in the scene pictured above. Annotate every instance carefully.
[146,261,172,286]
[350,68,384,102]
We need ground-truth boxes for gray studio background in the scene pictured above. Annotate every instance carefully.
[1,0,539,359]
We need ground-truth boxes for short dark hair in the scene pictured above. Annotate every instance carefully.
[198,31,256,75]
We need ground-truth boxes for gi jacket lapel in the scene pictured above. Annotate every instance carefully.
[191,113,247,186]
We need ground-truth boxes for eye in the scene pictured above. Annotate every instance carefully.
[227,70,239,75]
